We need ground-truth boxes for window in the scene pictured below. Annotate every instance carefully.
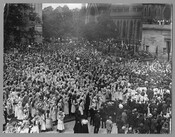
[113,9,118,12]
[123,7,129,12]
[137,7,142,12]
[29,12,35,21]
[118,7,123,12]
[163,48,167,54]
[148,7,151,16]
[133,7,137,12]
[144,7,147,16]
[146,45,149,52]
[90,8,95,15]
[166,41,171,53]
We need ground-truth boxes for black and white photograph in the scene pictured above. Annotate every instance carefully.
[3,2,172,134]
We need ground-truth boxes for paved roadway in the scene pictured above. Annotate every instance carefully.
[46,118,112,134]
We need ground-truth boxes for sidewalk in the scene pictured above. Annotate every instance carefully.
[46,119,108,134]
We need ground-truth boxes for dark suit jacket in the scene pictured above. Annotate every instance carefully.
[94,113,101,127]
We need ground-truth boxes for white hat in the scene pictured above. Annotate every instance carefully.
[122,126,126,130]
[128,83,131,87]
[148,113,152,117]
[129,127,132,131]
[153,88,158,92]
[119,104,123,109]
[157,97,161,101]
[166,90,170,94]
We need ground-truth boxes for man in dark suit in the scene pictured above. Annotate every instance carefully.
[84,92,90,117]
[68,91,72,116]
[99,105,107,128]
[94,110,101,133]
[89,105,96,126]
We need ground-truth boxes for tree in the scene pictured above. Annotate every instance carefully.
[43,5,74,42]
[72,6,87,39]
[96,12,118,40]
[4,4,38,50]
[82,22,98,41]
[82,11,118,41]
[42,6,54,40]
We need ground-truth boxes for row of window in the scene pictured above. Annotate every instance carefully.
[112,6,142,13]
[145,41,171,54]
[112,7,129,12]
[111,5,164,16]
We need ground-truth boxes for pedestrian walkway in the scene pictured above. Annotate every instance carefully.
[46,120,109,134]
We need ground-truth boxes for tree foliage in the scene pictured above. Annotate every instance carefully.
[42,6,75,41]
[4,4,38,50]
[83,12,118,41]
[42,5,119,42]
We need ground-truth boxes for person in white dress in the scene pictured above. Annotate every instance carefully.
[45,111,53,131]
[57,110,65,133]
[51,105,57,125]
[63,95,69,115]
[14,102,19,118]
[30,121,40,133]
[17,101,24,120]
[111,123,118,134]
[40,113,46,132]
[20,122,30,133]
[71,99,76,115]
[31,105,36,118]
[78,100,84,116]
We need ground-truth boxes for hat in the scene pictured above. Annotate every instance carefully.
[128,127,132,131]
[157,97,161,101]
[119,104,123,109]
[166,90,170,94]
[148,113,152,117]
[122,126,126,130]
[91,104,96,108]
[132,108,137,112]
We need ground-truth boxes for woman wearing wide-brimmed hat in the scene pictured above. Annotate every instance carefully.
[57,109,65,133]
[45,110,53,131]
[30,120,39,133]
[17,101,25,121]
[40,113,46,132]
[20,121,30,133]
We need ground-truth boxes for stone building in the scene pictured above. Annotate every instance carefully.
[85,3,111,24]
[85,3,172,60]
[141,4,172,60]
[110,4,143,46]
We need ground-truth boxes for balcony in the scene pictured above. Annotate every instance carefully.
[142,24,172,31]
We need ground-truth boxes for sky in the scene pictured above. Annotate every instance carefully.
[42,3,84,10]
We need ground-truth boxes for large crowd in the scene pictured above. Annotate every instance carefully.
[3,40,172,134]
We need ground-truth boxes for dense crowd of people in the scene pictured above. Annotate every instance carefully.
[3,40,172,134]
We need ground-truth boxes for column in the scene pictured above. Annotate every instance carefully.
[120,20,122,39]
[121,20,123,40]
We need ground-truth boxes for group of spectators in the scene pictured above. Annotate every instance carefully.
[3,39,172,134]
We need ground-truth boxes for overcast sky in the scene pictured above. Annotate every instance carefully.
[42,3,84,10]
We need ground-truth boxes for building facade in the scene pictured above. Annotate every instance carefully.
[85,3,172,60]
[141,4,172,60]
[85,3,111,24]
[110,4,143,45]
